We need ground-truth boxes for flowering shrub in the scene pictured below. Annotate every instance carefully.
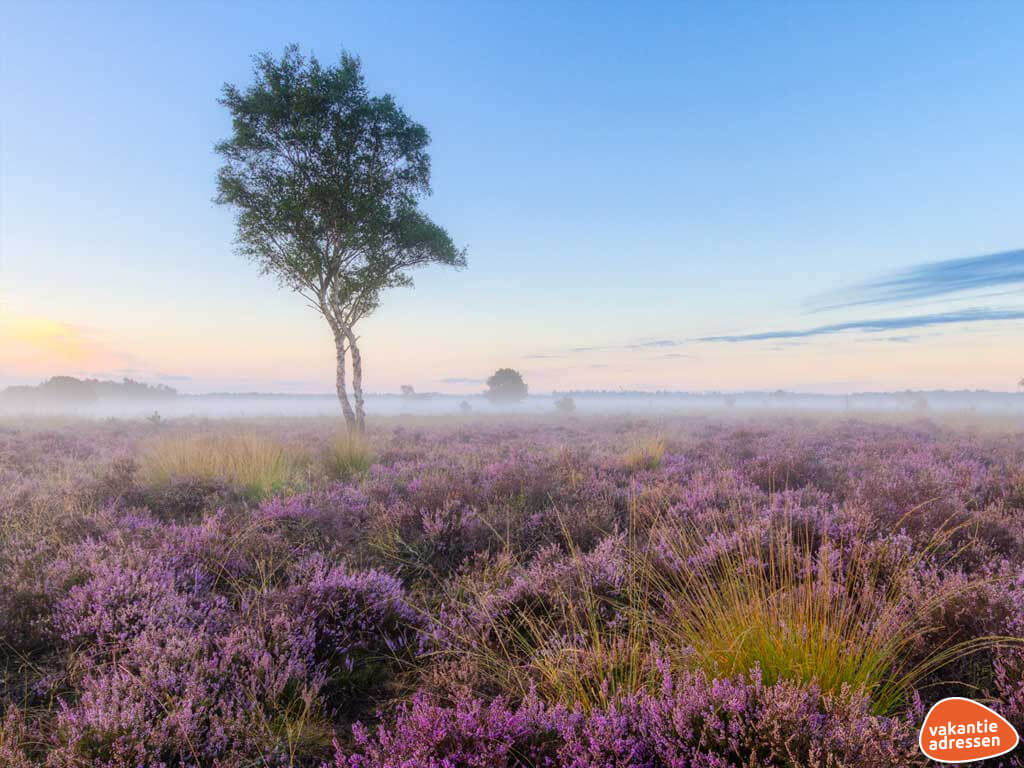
[1,416,1022,765]
[261,482,371,550]
[37,497,419,764]
[334,666,922,768]
[336,693,561,768]
[277,553,423,710]
[0,707,36,768]
[993,565,1024,739]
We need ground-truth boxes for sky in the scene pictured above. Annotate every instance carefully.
[2,0,1023,395]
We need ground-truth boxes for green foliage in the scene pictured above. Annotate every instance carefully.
[485,368,528,403]
[214,45,465,325]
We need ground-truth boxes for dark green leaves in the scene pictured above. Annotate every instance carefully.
[215,45,464,322]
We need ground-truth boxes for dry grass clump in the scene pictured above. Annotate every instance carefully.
[466,562,651,711]
[623,434,666,472]
[429,518,657,713]
[518,586,653,710]
[323,431,375,481]
[646,508,1007,714]
[436,498,1016,718]
[138,432,299,499]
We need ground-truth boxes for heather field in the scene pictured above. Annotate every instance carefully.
[1,414,1023,767]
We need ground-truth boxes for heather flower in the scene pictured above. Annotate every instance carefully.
[56,543,223,652]
[332,666,923,768]
[278,553,422,697]
[334,691,563,768]
[261,482,371,548]
[4,416,1024,765]
[0,707,36,768]
[51,617,328,767]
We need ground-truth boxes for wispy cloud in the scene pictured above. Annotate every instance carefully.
[528,339,686,358]
[811,249,1024,311]
[441,377,484,384]
[624,339,681,349]
[698,307,1024,343]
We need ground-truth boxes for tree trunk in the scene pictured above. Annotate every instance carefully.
[332,329,357,431]
[345,327,366,433]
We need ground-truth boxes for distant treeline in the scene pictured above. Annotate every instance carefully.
[555,388,1022,397]
[2,376,177,403]
[553,389,1024,408]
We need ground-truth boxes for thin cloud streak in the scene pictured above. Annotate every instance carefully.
[528,339,686,359]
[624,339,681,349]
[698,307,1024,343]
[811,249,1024,311]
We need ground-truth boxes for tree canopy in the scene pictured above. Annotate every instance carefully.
[485,368,528,403]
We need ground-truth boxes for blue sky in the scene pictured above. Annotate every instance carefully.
[2,1,1023,393]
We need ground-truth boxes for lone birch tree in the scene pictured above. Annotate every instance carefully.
[215,46,465,432]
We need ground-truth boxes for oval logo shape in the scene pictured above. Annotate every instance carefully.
[920,697,1019,763]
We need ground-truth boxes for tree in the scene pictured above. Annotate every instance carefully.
[215,46,466,432]
[554,395,575,413]
[37,376,97,403]
[485,368,528,403]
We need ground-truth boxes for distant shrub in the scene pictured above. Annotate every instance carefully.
[137,432,298,499]
[484,368,528,403]
[554,395,576,413]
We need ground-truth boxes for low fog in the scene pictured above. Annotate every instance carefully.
[3,389,1024,421]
